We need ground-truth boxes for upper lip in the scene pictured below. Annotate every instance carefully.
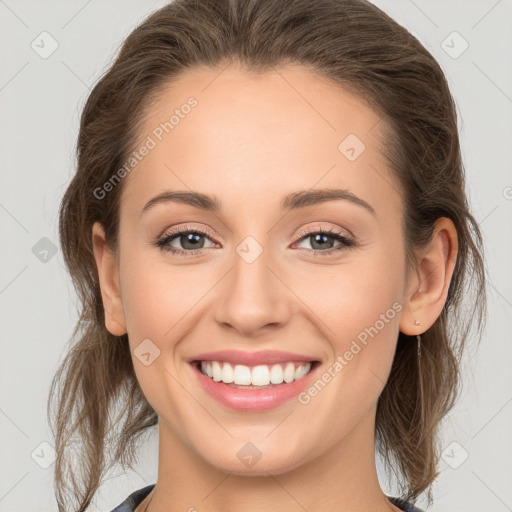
[188,350,319,366]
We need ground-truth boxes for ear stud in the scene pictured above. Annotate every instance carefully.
[414,319,420,326]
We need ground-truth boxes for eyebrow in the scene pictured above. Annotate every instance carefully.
[140,188,376,217]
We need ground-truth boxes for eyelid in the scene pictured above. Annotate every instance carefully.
[294,223,352,242]
[159,223,218,241]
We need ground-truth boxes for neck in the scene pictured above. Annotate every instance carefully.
[146,406,400,512]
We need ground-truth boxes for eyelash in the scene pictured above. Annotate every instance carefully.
[154,224,356,258]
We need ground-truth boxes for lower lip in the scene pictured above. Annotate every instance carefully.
[189,362,320,411]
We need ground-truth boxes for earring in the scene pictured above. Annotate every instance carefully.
[413,319,422,358]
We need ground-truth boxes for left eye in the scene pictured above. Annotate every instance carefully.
[294,231,353,251]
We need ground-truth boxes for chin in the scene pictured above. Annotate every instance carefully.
[198,443,310,477]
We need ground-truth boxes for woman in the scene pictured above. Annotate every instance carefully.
[48,1,486,511]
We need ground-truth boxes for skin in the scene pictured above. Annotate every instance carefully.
[92,63,458,512]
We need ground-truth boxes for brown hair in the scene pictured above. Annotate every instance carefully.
[48,0,487,510]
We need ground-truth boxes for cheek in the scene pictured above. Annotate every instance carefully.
[292,244,405,405]
[117,251,196,411]
[120,264,187,339]
[118,246,216,345]
[337,249,405,383]
[296,251,404,341]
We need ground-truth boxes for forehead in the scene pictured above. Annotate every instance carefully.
[121,63,399,219]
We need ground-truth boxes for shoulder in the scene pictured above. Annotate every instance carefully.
[110,484,155,512]
[388,496,425,512]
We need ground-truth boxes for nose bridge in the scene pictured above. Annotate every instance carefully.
[213,232,291,335]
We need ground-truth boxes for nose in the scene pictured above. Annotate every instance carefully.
[213,246,293,337]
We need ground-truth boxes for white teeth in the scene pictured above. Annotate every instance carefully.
[294,364,309,380]
[233,364,251,385]
[212,361,223,382]
[251,365,270,386]
[283,362,295,383]
[221,361,234,383]
[199,361,313,386]
[270,364,283,384]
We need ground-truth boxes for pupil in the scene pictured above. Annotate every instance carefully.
[311,234,334,250]
[182,233,204,250]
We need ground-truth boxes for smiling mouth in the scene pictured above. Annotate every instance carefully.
[191,360,321,388]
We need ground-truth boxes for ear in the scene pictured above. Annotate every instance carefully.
[92,222,127,336]
[399,217,458,335]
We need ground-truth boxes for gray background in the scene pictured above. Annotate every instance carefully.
[0,1,511,511]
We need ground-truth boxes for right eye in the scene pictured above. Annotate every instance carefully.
[155,226,218,256]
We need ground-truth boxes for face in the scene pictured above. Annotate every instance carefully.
[96,63,412,475]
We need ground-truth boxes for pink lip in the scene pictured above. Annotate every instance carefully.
[188,349,318,366]
[188,358,321,412]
